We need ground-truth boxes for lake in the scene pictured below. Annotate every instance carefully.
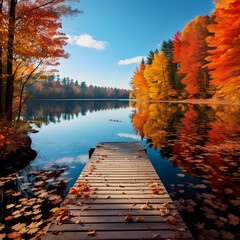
[0,99,239,239]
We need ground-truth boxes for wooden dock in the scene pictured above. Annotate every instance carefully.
[44,142,193,239]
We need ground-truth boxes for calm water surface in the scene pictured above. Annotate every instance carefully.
[0,100,239,239]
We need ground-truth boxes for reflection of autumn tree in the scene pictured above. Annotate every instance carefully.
[204,105,240,198]
[131,102,149,137]
[170,104,240,200]
[22,100,130,125]
[143,103,178,149]
[171,105,207,176]
[132,102,183,150]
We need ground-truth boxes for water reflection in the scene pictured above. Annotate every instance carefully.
[22,100,129,124]
[131,101,240,239]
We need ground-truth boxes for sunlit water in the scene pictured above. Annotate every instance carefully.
[0,100,239,239]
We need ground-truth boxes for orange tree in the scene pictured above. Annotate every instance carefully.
[173,15,215,98]
[205,0,240,102]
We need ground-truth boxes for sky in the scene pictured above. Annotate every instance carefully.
[56,0,215,89]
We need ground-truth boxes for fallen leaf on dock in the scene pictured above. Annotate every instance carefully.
[125,214,134,221]
[163,203,171,209]
[136,216,144,222]
[152,233,160,239]
[88,230,95,236]
[165,217,177,225]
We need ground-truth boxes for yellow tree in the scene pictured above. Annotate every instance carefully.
[132,62,149,100]
[144,52,176,100]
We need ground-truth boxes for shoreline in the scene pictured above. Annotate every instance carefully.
[134,99,240,106]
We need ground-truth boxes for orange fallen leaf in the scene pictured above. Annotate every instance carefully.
[165,217,177,225]
[5,216,13,220]
[152,233,160,239]
[163,203,171,209]
[125,214,134,221]
[88,230,95,236]
[6,204,15,209]
[7,232,21,239]
[136,216,144,222]
[172,213,178,218]
[106,195,111,198]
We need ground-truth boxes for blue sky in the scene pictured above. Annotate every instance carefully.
[56,0,215,89]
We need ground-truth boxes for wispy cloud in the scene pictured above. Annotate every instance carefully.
[118,133,142,140]
[56,154,89,164]
[117,56,146,65]
[67,34,108,50]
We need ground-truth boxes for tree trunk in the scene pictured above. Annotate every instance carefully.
[5,0,16,121]
[0,0,4,118]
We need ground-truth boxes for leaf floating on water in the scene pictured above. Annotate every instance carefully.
[5,216,13,220]
[224,188,233,194]
[12,192,22,197]
[177,174,185,178]
[194,221,205,230]
[12,223,26,231]
[0,234,6,239]
[228,213,239,226]
[7,232,21,239]
[6,204,15,209]
[0,224,5,231]
[13,213,22,218]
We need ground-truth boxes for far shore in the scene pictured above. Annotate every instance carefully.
[134,98,240,106]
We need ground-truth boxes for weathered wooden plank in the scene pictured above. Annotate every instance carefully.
[48,222,186,231]
[60,209,174,216]
[67,194,170,200]
[66,215,180,223]
[45,231,192,240]
[72,185,165,190]
[67,198,173,204]
[65,203,175,210]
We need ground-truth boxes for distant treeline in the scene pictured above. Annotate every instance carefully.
[27,74,130,99]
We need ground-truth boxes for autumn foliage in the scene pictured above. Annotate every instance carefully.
[205,0,240,101]
[0,0,80,120]
[130,0,240,103]
[131,63,149,100]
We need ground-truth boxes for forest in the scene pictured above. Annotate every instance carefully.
[130,0,240,103]
[27,74,130,99]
